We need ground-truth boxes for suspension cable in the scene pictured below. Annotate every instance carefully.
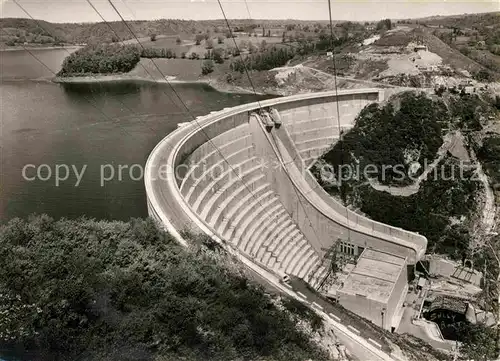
[94,0,294,246]
[327,0,346,204]
[216,0,263,109]
[226,0,325,253]
[327,0,352,242]
[85,0,184,110]
[216,0,325,255]
[10,0,159,134]
[1,28,144,140]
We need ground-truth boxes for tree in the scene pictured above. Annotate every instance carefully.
[248,43,258,54]
[434,85,446,97]
[225,31,232,39]
[150,33,157,41]
[231,46,240,57]
[195,34,204,45]
[206,39,214,49]
[473,69,493,82]
[217,36,224,44]
[260,40,267,51]
[201,59,214,75]
[376,19,392,31]
[459,323,497,360]
[212,48,224,64]
[176,37,182,45]
[230,46,296,72]
[189,52,200,60]
[181,51,186,59]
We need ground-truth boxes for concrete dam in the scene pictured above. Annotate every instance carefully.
[145,88,428,292]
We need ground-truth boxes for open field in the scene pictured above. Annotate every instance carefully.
[129,57,204,81]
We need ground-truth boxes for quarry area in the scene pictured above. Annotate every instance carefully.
[268,24,500,98]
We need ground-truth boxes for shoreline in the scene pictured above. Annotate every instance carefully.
[52,74,270,95]
[0,45,82,52]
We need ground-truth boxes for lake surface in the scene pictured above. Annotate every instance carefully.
[0,49,270,222]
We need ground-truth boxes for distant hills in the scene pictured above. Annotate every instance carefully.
[0,18,212,46]
[408,11,499,28]
[0,18,336,47]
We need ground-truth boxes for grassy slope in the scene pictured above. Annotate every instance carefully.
[420,28,490,75]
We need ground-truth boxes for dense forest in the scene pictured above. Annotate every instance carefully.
[321,92,447,187]
[58,44,141,76]
[230,46,296,72]
[351,157,480,259]
[315,91,498,259]
[0,216,328,361]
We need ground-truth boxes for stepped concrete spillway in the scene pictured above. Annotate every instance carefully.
[145,88,428,291]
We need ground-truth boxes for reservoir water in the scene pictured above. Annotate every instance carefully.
[0,48,270,222]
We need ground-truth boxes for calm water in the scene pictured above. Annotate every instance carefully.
[0,49,270,222]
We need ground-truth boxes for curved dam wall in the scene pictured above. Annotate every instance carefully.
[145,89,427,290]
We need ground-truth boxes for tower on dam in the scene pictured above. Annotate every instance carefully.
[145,89,428,331]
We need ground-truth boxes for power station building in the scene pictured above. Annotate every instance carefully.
[330,249,408,331]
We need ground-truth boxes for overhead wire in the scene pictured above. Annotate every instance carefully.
[214,0,318,258]
[94,0,302,247]
[326,0,353,249]
[85,0,185,112]
[0,28,147,141]
[222,0,327,274]
[233,0,353,282]
[10,0,158,135]
[327,0,346,204]
[216,0,263,109]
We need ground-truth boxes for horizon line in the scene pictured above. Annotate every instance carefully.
[1,10,498,25]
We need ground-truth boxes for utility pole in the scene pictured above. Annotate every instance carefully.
[381,307,386,329]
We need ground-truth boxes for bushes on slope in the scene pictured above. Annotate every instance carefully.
[322,92,446,187]
[0,215,328,361]
[352,157,481,258]
[317,92,485,259]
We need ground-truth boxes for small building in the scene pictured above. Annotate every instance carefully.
[416,276,426,291]
[427,255,482,286]
[335,249,408,331]
[414,44,428,52]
